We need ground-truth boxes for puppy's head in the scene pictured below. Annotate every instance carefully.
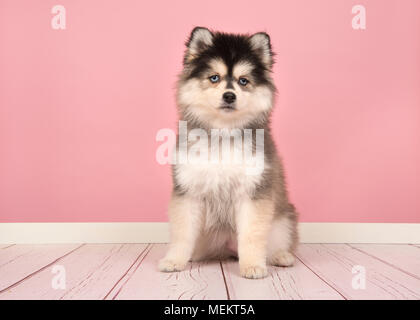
[177,27,276,128]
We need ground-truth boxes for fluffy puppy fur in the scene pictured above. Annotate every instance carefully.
[159,27,298,279]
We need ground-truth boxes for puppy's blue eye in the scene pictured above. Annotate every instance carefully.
[239,78,249,86]
[209,75,220,83]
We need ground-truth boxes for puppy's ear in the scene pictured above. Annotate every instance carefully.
[184,27,213,63]
[249,32,273,68]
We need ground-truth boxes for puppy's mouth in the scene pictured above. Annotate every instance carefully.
[219,104,236,112]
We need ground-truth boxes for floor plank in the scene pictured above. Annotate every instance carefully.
[0,245,15,249]
[296,244,420,300]
[0,244,81,292]
[109,244,228,300]
[350,244,420,279]
[222,256,344,300]
[1,243,418,300]
[0,244,147,300]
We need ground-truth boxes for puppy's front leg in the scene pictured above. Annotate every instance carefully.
[236,198,273,279]
[158,194,201,272]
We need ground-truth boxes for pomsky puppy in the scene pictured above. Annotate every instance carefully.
[159,27,298,279]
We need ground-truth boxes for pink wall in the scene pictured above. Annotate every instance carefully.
[1,0,419,223]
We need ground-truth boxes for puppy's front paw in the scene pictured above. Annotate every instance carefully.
[240,264,268,279]
[158,258,188,272]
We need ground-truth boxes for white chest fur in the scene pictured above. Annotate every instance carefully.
[174,137,265,198]
[175,160,263,231]
[175,161,262,198]
[173,133,266,230]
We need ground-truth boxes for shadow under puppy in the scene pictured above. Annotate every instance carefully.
[159,27,298,279]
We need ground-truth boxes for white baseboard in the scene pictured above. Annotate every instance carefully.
[0,222,419,244]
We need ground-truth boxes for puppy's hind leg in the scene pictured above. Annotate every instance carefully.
[191,230,232,261]
[158,194,202,272]
[267,212,298,267]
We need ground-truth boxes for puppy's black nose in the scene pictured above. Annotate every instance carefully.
[223,92,236,104]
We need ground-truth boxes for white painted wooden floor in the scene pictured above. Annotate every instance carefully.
[0,243,419,300]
